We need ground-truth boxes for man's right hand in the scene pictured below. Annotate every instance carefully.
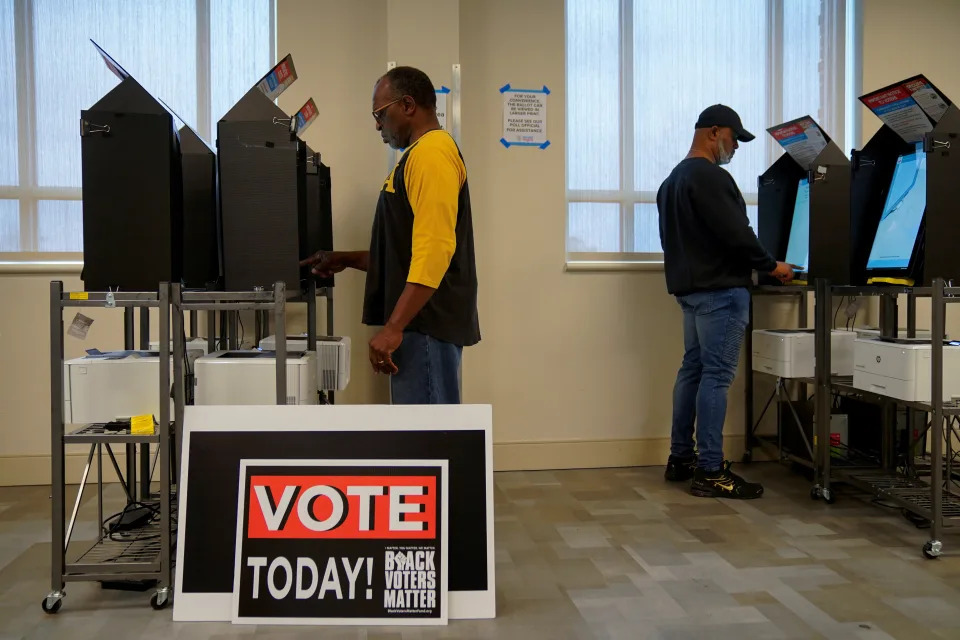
[769,261,798,284]
[300,250,352,278]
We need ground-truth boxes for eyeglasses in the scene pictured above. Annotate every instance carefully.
[372,97,404,123]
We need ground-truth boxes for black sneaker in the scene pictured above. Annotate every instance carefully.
[690,462,764,499]
[664,454,698,482]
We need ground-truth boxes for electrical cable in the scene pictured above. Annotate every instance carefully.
[833,296,846,330]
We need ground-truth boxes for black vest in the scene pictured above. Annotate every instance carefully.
[362,137,480,347]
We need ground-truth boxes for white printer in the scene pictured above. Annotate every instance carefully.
[853,338,960,403]
[751,329,856,379]
[149,337,214,356]
[63,349,202,424]
[193,350,319,405]
[258,334,351,391]
[854,328,938,340]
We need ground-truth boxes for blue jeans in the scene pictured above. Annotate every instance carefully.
[390,331,462,404]
[670,288,749,472]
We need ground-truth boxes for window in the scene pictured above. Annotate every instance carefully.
[0,0,274,257]
[566,0,852,264]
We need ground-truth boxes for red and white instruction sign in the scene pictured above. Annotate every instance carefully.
[860,75,951,144]
[767,116,829,169]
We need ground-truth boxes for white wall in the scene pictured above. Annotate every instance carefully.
[275,0,391,408]
[4,0,960,485]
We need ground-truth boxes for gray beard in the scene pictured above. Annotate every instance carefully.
[717,140,732,165]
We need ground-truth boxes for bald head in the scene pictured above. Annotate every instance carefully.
[378,67,437,110]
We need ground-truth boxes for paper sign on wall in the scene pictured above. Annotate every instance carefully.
[499,84,550,149]
[436,86,450,131]
[860,75,951,144]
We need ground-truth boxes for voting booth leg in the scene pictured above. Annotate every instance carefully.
[46,281,66,612]
[274,281,287,405]
[123,308,137,501]
[743,296,755,463]
[154,283,173,609]
[906,294,919,473]
[172,283,185,487]
[926,279,946,558]
[813,279,833,503]
[879,295,898,472]
[307,280,317,352]
[139,308,151,500]
[324,287,334,404]
[206,311,216,353]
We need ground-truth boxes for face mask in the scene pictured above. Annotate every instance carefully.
[717,138,733,165]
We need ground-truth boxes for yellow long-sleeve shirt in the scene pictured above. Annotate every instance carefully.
[402,130,466,288]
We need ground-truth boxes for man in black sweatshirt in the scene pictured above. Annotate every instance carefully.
[657,104,795,499]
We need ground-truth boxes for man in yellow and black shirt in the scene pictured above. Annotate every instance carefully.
[300,66,479,404]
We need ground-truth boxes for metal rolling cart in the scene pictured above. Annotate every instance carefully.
[44,282,175,613]
[744,284,814,468]
[252,282,335,402]
[170,281,307,473]
[810,277,960,558]
[43,281,299,614]
[202,282,333,401]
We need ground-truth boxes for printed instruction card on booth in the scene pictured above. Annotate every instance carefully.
[860,75,951,144]
[767,116,828,169]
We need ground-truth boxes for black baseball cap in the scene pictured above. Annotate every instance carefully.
[695,104,755,142]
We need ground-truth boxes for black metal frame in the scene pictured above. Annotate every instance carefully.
[46,283,174,612]
[44,280,304,614]
[810,279,958,557]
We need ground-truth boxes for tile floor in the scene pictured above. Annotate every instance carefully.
[1,463,958,639]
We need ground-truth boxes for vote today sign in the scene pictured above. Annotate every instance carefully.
[231,460,448,625]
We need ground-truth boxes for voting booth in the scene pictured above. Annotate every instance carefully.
[857,75,960,286]
[758,116,852,284]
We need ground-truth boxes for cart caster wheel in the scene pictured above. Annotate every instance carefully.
[821,488,835,504]
[923,540,943,559]
[742,451,753,464]
[41,592,64,614]
[810,487,820,501]
[150,588,171,610]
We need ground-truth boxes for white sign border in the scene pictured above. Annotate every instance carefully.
[173,404,494,622]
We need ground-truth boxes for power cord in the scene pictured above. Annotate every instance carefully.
[833,296,846,330]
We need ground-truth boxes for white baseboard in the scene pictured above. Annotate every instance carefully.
[0,451,134,487]
[493,435,771,471]
[2,436,775,485]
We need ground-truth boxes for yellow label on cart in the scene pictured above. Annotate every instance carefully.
[131,414,155,435]
[813,435,818,447]
[69,292,88,300]
[866,276,915,286]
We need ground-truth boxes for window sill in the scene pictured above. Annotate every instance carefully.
[0,260,83,275]
[565,260,664,272]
